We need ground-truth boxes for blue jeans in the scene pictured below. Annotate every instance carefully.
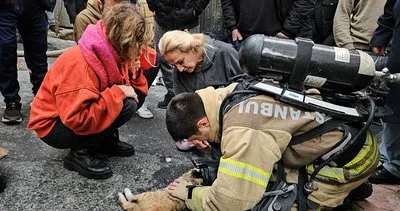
[380,122,400,178]
[0,0,48,103]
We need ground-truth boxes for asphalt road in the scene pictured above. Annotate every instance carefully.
[0,60,195,210]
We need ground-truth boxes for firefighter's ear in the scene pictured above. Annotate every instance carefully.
[196,117,209,128]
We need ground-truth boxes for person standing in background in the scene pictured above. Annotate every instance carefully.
[146,0,210,109]
[221,0,316,50]
[64,0,88,24]
[333,0,386,50]
[369,0,400,185]
[0,0,48,124]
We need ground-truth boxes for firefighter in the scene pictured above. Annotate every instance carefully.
[165,82,379,210]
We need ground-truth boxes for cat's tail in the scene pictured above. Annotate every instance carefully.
[118,188,141,211]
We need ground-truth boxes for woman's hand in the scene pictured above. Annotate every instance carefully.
[117,85,138,102]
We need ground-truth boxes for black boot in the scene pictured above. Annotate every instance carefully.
[97,130,135,157]
[64,149,112,179]
[346,181,373,201]
[157,93,174,109]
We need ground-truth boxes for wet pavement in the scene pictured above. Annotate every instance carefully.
[0,57,399,210]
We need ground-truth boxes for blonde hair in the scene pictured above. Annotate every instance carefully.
[103,3,154,61]
[158,30,205,56]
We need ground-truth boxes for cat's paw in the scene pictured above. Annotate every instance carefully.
[118,188,140,210]
[123,188,135,201]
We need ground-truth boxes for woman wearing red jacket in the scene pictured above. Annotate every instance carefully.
[28,3,155,179]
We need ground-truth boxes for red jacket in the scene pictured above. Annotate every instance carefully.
[28,45,155,138]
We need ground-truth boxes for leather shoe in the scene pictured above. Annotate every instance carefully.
[64,149,112,180]
[369,165,400,184]
[97,130,135,157]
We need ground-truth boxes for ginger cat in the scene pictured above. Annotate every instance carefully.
[118,169,203,211]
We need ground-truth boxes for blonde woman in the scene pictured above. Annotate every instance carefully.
[28,3,155,180]
[159,30,242,95]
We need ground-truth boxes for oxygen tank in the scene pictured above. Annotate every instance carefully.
[239,35,376,93]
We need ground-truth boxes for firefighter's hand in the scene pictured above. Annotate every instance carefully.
[232,29,243,42]
[191,140,209,150]
[371,46,386,56]
[167,179,191,200]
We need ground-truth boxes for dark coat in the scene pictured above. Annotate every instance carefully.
[146,0,210,30]
[0,0,17,9]
[370,0,400,122]
[311,0,338,44]
[221,0,316,39]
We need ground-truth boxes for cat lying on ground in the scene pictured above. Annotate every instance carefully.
[118,169,203,211]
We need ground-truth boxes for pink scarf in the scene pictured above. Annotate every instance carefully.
[78,20,130,91]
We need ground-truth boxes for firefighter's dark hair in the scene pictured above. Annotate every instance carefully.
[166,92,206,140]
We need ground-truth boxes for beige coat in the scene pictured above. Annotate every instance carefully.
[73,0,102,41]
[333,0,386,50]
[184,83,378,210]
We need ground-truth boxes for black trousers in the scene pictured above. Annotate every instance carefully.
[41,98,137,150]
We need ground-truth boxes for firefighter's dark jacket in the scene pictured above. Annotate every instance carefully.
[147,0,210,30]
[221,0,315,39]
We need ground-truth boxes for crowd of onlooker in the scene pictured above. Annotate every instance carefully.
[0,0,399,201]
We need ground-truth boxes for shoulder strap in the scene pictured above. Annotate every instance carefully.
[290,119,348,146]
[218,81,261,137]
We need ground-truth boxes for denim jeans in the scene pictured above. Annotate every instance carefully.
[380,122,400,178]
[41,98,137,150]
[0,0,48,103]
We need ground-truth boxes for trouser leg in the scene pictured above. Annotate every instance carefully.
[17,2,48,95]
[0,9,20,103]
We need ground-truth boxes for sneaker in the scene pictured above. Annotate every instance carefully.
[63,149,113,180]
[136,103,153,119]
[2,102,22,125]
[97,130,135,157]
[157,93,174,109]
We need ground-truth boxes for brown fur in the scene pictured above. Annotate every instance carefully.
[118,169,203,211]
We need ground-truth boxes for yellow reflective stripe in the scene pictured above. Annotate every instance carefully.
[345,132,375,168]
[192,187,207,211]
[219,158,271,187]
[348,134,380,177]
[307,165,346,183]
[307,132,379,183]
